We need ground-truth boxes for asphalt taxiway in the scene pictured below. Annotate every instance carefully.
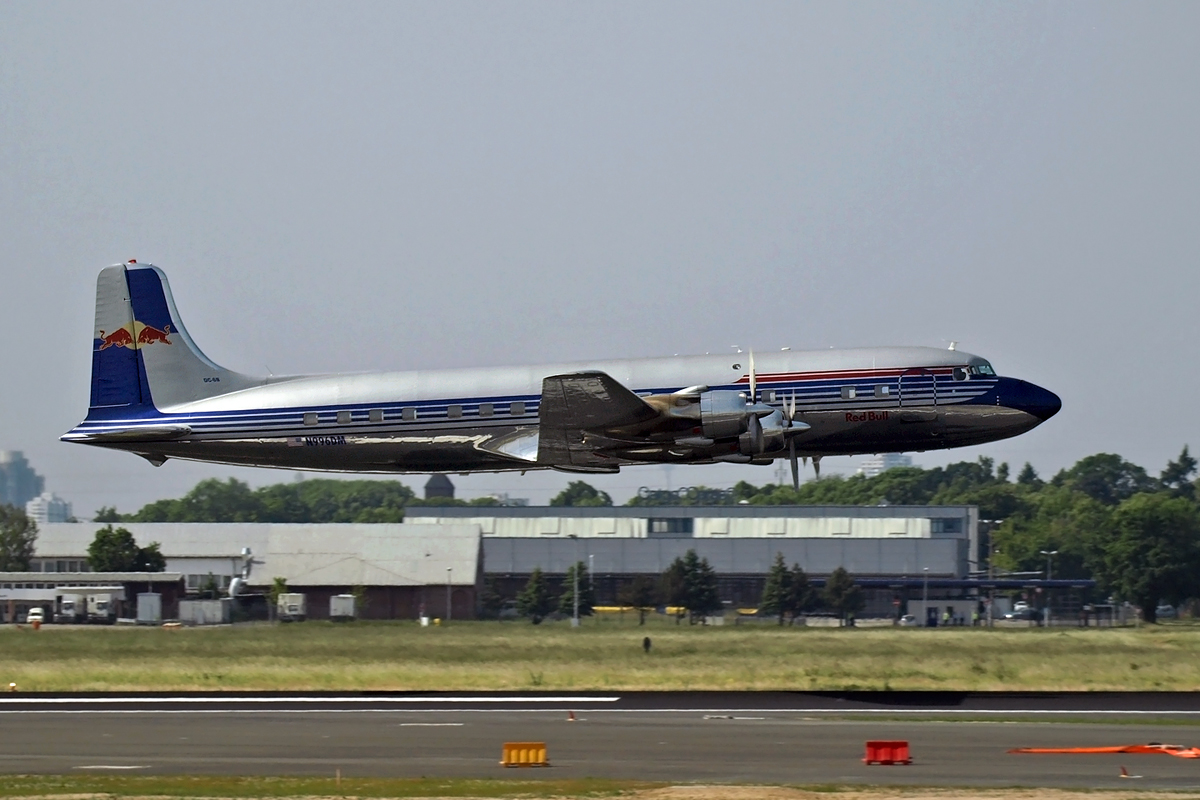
[2,692,1199,789]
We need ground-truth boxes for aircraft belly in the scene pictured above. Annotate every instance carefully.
[105,425,537,473]
[793,404,1039,456]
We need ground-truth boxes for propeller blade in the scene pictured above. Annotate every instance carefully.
[784,391,796,426]
[789,439,799,491]
[813,455,822,479]
[748,350,757,404]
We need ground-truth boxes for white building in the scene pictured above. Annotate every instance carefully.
[856,453,914,478]
[25,492,72,525]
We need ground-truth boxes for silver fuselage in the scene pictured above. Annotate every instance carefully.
[67,346,1060,474]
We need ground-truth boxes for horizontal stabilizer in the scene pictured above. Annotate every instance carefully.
[67,425,192,443]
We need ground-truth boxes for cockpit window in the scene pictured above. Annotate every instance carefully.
[952,367,969,382]
[970,363,997,376]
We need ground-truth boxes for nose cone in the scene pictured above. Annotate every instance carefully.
[1009,379,1062,422]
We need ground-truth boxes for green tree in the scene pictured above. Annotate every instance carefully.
[87,525,141,571]
[136,542,167,572]
[1051,453,1156,506]
[267,576,288,620]
[477,577,504,620]
[682,549,722,623]
[759,553,791,625]
[130,477,416,522]
[661,556,689,624]
[823,566,864,624]
[786,563,817,619]
[1099,493,1200,623]
[516,567,555,624]
[1160,445,1197,499]
[550,481,612,507]
[557,561,596,618]
[617,575,661,625]
[93,506,123,522]
[1017,463,1042,487]
[0,505,37,571]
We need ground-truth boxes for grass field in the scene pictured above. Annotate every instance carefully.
[3,618,1200,692]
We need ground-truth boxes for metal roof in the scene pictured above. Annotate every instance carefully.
[419,505,975,520]
[250,524,480,588]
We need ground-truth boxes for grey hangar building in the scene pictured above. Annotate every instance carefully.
[12,505,1087,621]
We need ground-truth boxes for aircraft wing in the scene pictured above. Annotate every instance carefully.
[536,371,660,472]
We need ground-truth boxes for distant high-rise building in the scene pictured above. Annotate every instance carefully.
[857,453,914,478]
[0,451,44,508]
[26,492,72,525]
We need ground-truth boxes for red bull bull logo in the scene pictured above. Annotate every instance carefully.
[97,321,172,350]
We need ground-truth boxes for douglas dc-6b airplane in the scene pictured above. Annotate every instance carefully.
[63,263,1061,489]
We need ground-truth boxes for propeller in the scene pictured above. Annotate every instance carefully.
[747,349,757,404]
[784,391,800,491]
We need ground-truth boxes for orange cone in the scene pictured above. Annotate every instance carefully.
[567,710,576,722]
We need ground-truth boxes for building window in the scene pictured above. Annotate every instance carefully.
[447,405,463,418]
[337,410,352,425]
[402,407,417,421]
[875,385,890,398]
[841,386,857,400]
[648,518,694,537]
[931,518,963,534]
[510,401,525,417]
[369,409,384,423]
[303,413,319,426]
[479,403,494,417]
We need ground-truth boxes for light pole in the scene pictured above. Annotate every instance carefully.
[446,567,452,622]
[568,534,580,628]
[1039,550,1057,627]
[922,567,929,627]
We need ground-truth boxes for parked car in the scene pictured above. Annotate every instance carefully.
[25,608,44,625]
[898,614,919,627]
[1156,604,1177,619]
[1004,607,1042,621]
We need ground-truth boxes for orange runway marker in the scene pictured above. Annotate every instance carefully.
[1010,743,1200,759]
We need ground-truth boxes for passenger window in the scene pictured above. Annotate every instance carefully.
[303,413,318,426]
[510,401,525,416]
[761,390,775,403]
[447,405,463,418]
[953,367,968,382]
[337,410,352,424]
[402,408,417,421]
[841,386,857,400]
[368,409,384,423]
[479,403,494,417]
[874,384,890,398]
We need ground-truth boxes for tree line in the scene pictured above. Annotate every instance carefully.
[500,550,865,626]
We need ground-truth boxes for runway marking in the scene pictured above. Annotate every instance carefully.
[0,695,619,705]
[399,722,464,726]
[3,707,1200,716]
[74,765,149,770]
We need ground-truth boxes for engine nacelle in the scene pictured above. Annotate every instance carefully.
[739,408,787,456]
[699,391,752,439]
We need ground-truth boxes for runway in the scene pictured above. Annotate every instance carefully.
[2,693,1199,789]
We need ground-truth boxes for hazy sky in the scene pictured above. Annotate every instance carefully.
[2,3,1197,514]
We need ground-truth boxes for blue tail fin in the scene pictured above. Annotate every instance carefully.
[88,263,253,418]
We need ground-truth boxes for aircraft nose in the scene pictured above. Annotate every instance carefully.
[1009,379,1062,422]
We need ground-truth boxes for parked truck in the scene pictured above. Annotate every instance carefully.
[277,593,307,622]
[55,595,82,624]
[86,593,118,624]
